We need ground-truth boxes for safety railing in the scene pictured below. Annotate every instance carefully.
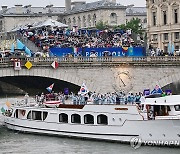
[1,56,180,66]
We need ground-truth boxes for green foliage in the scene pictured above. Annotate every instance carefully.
[96,20,109,30]
[117,18,143,34]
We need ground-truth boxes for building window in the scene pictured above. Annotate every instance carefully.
[84,114,94,124]
[59,113,68,123]
[175,46,179,50]
[87,14,92,27]
[110,13,117,25]
[163,11,167,25]
[73,17,76,26]
[83,16,86,27]
[152,34,158,41]
[164,33,168,41]
[0,21,3,32]
[143,18,147,23]
[152,12,156,26]
[78,16,81,28]
[175,32,180,40]
[71,114,81,124]
[174,9,178,24]
[93,14,96,26]
[97,114,108,125]
[63,19,66,24]
[68,18,71,28]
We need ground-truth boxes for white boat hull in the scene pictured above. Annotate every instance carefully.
[4,117,180,145]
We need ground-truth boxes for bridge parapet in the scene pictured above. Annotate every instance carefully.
[1,56,180,67]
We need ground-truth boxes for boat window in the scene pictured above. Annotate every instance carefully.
[174,105,180,111]
[27,111,32,119]
[71,114,81,124]
[59,113,68,123]
[97,114,108,125]
[15,109,18,118]
[167,106,171,111]
[84,114,94,124]
[43,112,48,121]
[14,109,26,118]
[32,111,42,120]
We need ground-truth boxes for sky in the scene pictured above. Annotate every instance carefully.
[0,0,146,8]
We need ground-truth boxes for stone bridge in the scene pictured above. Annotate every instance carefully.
[0,56,180,93]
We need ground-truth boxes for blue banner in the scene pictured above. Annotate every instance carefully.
[49,47,145,57]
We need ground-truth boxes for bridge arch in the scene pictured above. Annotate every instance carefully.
[0,67,94,93]
[149,72,180,91]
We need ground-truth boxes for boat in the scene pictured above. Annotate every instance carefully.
[1,94,180,147]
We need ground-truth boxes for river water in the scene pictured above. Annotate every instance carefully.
[0,97,179,154]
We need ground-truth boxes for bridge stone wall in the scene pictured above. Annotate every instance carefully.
[0,64,180,93]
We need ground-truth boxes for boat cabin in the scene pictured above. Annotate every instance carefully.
[142,95,180,120]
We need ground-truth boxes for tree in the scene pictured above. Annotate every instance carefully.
[117,18,143,34]
[96,20,109,30]
[126,18,143,34]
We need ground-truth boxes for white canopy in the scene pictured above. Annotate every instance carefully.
[33,19,68,28]
[9,19,68,32]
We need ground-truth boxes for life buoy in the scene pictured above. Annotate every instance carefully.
[146,105,149,110]
[21,110,26,116]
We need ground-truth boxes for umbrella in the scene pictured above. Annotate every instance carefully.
[34,19,68,28]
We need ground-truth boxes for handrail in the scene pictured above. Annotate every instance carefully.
[1,56,180,65]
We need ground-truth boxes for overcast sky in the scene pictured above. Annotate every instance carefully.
[0,0,146,8]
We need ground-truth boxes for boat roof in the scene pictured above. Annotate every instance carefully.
[142,95,180,106]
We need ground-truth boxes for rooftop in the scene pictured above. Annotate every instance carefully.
[0,5,65,15]
[0,1,146,16]
[68,0,126,14]
[126,7,147,16]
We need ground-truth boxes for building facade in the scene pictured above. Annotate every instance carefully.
[147,0,180,52]
[0,0,147,33]
[0,5,65,33]
[62,0,127,29]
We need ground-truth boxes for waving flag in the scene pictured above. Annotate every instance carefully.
[46,83,54,93]
[122,47,129,52]
[79,83,88,95]
[151,85,163,94]
[51,61,59,69]
[1,101,11,113]
[73,47,80,56]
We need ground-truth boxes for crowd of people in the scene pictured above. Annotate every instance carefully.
[149,45,180,57]
[34,90,143,106]
[71,91,142,105]
[19,27,143,52]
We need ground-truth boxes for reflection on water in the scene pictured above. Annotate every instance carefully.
[0,97,179,154]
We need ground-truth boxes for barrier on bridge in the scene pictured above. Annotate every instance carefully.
[49,47,145,57]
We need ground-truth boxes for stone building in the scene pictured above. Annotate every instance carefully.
[0,0,147,33]
[0,5,65,33]
[146,0,180,52]
[62,0,127,29]
[126,6,147,29]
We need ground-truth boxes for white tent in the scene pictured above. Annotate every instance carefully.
[33,19,68,28]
